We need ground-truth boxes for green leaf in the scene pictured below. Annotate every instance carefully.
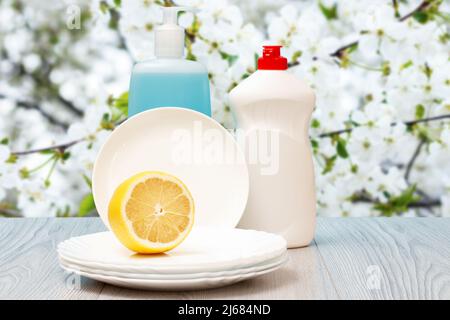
[83,174,92,190]
[19,167,30,179]
[6,154,17,164]
[374,186,420,216]
[400,60,413,71]
[311,119,320,128]
[381,61,391,76]
[336,138,349,159]
[0,137,8,145]
[393,0,400,18]
[347,42,359,54]
[254,53,259,69]
[108,8,120,30]
[413,11,429,24]
[439,32,450,44]
[422,63,433,79]
[102,113,110,122]
[186,50,197,61]
[113,0,121,7]
[415,104,425,119]
[99,1,109,14]
[60,151,71,162]
[417,126,431,142]
[114,91,128,112]
[49,33,59,45]
[110,91,128,121]
[56,205,71,218]
[78,193,95,217]
[322,155,337,174]
[219,51,239,66]
[319,1,338,20]
[39,149,55,155]
[291,51,302,63]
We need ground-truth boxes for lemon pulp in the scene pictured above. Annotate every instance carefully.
[108,171,194,253]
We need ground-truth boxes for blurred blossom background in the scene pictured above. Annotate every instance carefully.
[0,0,449,218]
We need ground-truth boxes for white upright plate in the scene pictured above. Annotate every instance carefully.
[92,107,249,229]
[57,228,287,274]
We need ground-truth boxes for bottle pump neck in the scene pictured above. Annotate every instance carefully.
[155,7,194,59]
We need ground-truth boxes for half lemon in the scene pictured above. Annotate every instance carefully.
[108,171,195,253]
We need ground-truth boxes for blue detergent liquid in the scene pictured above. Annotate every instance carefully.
[128,72,211,117]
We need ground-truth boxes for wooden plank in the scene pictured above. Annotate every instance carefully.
[314,218,450,300]
[1,217,449,299]
[0,218,106,300]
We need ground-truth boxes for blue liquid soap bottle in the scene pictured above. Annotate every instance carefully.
[128,7,211,117]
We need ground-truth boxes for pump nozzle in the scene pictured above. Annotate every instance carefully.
[162,7,183,25]
[155,6,196,58]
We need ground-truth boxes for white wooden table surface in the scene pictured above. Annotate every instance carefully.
[0,217,449,300]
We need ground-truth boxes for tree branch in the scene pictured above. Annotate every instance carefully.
[352,193,441,208]
[56,95,84,117]
[11,138,84,156]
[403,114,450,126]
[404,138,426,183]
[0,208,22,218]
[399,0,432,21]
[325,1,433,61]
[318,113,450,138]
[108,7,136,64]
[0,94,69,129]
[3,44,84,119]
[8,113,450,156]
[36,72,84,118]
[330,41,358,59]
[116,30,135,63]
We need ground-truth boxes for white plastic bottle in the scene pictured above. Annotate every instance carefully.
[229,45,316,248]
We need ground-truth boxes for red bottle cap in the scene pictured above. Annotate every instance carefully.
[257,45,288,70]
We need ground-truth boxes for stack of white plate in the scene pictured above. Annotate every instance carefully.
[58,227,287,290]
[58,108,288,290]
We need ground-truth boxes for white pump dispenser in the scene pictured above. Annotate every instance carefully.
[128,6,211,117]
[155,7,193,58]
